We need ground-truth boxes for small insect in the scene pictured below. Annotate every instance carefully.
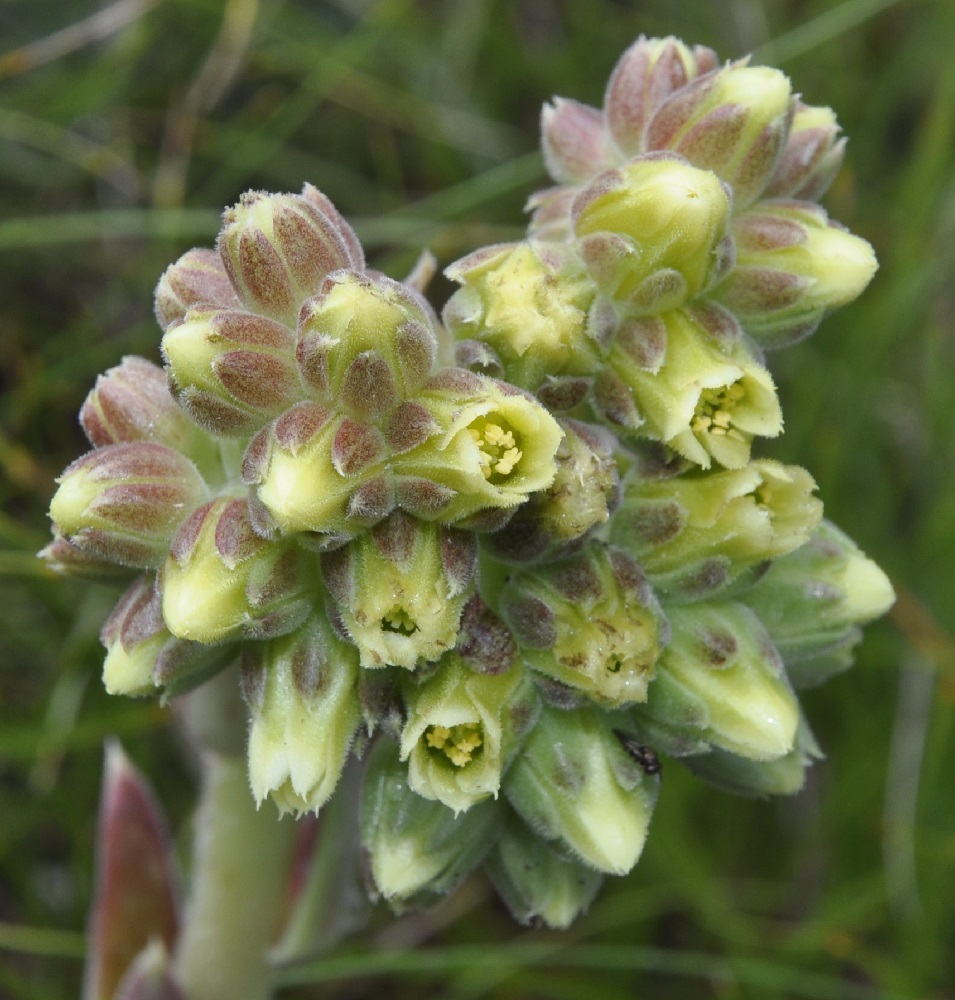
[613,730,662,776]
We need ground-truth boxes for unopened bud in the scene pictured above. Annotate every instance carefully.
[541,98,618,186]
[243,403,390,539]
[635,601,799,761]
[400,654,535,814]
[242,616,360,815]
[162,309,301,437]
[99,575,166,696]
[100,575,226,698]
[49,443,208,568]
[485,808,603,928]
[361,737,498,907]
[613,459,822,597]
[296,270,438,408]
[646,62,794,209]
[744,519,895,688]
[218,186,364,325]
[321,511,476,670]
[573,155,733,307]
[500,544,666,706]
[80,357,219,473]
[764,101,845,201]
[154,247,239,331]
[716,201,877,348]
[603,36,718,157]
[503,705,658,875]
[161,497,315,644]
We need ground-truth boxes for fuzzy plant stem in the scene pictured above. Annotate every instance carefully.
[168,669,297,1000]
[172,749,297,1000]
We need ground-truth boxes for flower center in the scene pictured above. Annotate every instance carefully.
[469,416,523,482]
[380,607,418,635]
[425,722,484,766]
[691,382,747,441]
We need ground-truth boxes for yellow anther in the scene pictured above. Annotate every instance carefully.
[468,415,523,482]
[493,447,522,476]
[424,722,483,766]
[693,381,747,441]
[483,423,515,448]
[426,725,451,749]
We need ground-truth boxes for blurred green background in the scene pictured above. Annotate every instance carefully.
[1,0,953,997]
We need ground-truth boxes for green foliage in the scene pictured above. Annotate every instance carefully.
[1,0,952,997]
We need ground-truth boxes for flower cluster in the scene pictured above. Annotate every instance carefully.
[45,37,893,929]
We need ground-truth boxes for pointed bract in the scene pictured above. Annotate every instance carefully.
[83,744,179,1000]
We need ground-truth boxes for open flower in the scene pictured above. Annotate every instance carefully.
[321,511,477,670]
[601,308,782,467]
[613,458,822,597]
[397,371,564,524]
[399,655,535,814]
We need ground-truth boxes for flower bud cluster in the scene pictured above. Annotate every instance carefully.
[45,37,893,932]
[445,35,877,464]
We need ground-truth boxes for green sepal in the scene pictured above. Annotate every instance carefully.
[634,600,800,761]
[360,737,499,909]
[485,807,603,928]
[680,712,822,797]
[744,519,894,688]
[503,704,658,875]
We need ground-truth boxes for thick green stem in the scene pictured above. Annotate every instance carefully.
[172,750,296,1000]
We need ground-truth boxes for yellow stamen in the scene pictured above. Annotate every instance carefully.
[468,416,523,481]
[424,722,483,766]
[692,381,748,442]
[426,725,451,749]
